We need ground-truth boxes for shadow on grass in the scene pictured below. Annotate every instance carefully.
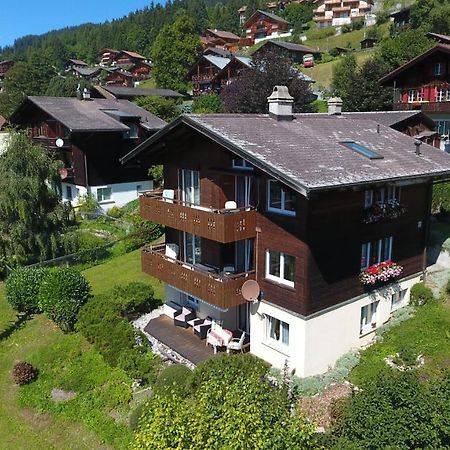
[0,313,31,342]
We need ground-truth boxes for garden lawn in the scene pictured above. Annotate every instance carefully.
[83,248,164,299]
[0,283,131,450]
[350,300,450,386]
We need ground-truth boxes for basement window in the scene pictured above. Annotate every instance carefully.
[341,141,384,160]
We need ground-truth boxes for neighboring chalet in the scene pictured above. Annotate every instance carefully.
[201,29,241,53]
[130,61,152,81]
[188,54,231,96]
[114,50,147,67]
[243,10,291,45]
[389,6,411,29]
[313,0,373,28]
[70,66,102,81]
[213,55,252,88]
[92,85,183,100]
[99,48,120,66]
[254,40,321,64]
[106,69,135,87]
[10,95,166,209]
[379,42,450,144]
[360,36,377,50]
[122,89,450,376]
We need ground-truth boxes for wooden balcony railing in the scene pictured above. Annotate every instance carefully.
[32,136,72,149]
[142,244,256,309]
[140,192,257,243]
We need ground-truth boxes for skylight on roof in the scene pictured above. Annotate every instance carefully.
[340,141,383,160]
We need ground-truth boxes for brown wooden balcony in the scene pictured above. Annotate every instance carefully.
[32,136,72,149]
[142,244,256,309]
[140,192,257,243]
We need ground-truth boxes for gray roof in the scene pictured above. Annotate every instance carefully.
[22,97,166,132]
[246,10,289,25]
[73,67,101,77]
[203,54,231,70]
[234,56,252,68]
[260,40,321,55]
[339,111,435,128]
[102,86,183,99]
[123,114,450,195]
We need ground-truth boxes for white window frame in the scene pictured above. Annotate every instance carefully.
[232,158,253,170]
[360,301,379,335]
[265,314,290,347]
[437,87,446,102]
[435,62,443,76]
[265,250,295,287]
[408,89,417,103]
[360,236,393,270]
[267,180,296,217]
[364,186,400,208]
[391,289,406,311]
[96,186,112,203]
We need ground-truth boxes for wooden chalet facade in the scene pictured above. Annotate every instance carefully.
[213,56,252,88]
[106,69,135,87]
[114,50,147,67]
[188,54,231,96]
[201,29,241,53]
[10,96,166,210]
[122,89,450,376]
[98,48,120,66]
[243,10,291,45]
[130,61,152,81]
[254,40,321,64]
[380,42,450,146]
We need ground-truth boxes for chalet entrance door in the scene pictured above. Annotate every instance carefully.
[235,175,252,208]
[181,169,200,206]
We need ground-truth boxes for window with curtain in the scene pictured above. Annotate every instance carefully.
[267,315,289,346]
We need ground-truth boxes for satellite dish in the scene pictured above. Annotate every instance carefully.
[241,280,260,302]
[55,138,64,148]
[59,167,68,180]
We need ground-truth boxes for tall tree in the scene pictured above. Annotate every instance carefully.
[331,52,357,102]
[220,49,314,114]
[0,133,72,271]
[151,15,202,92]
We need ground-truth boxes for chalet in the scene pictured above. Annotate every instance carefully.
[114,50,147,67]
[201,29,241,53]
[243,10,291,45]
[254,40,321,64]
[379,42,450,145]
[187,54,231,96]
[389,6,411,29]
[130,61,152,81]
[106,69,135,87]
[64,59,88,70]
[313,0,373,28]
[360,37,377,50]
[92,85,183,100]
[69,66,102,81]
[121,89,450,376]
[10,95,166,210]
[98,48,120,66]
[213,55,252,88]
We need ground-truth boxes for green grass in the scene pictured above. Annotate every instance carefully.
[350,300,450,386]
[83,248,164,299]
[136,77,157,89]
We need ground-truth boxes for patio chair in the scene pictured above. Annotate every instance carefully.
[227,332,246,354]
[173,306,196,328]
[206,322,233,354]
[162,189,174,203]
[193,317,212,339]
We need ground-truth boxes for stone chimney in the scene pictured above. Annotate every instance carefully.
[267,86,294,121]
[328,97,343,115]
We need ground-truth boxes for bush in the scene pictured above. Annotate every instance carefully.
[376,11,389,25]
[38,267,91,332]
[410,282,434,306]
[153,364,193,396]
[124,215,162,252]
[112,282,158,315]
[192,93,224,113]
[5,267,50,314]
[77,193,99,215]
[129,402,147,430]
[107,206,124,219]
[12,361,38,385]
[62,230,111,264]
[393,344,419,367]
[341,23,352,33]
[117,348,160,385]
[351,20,363,31]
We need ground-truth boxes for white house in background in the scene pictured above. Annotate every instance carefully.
[10,95,166,211]
[122,89,450,377]
[313,0,373,28]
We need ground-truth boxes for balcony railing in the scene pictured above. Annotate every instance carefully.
[363,201,406,224]
[140,191,257,243]
[142,244,255,309]
[32,136,72,149]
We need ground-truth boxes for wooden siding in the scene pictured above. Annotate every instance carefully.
[140,193,257,243]
[142,244,255,309]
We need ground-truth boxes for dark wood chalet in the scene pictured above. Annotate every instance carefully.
[98,48,120,66]
[243,10,290,45]
[106,69,135,87]
[114,50,147,67]
[201,29,241,53]
[130,61,152,81]
[10,95,166,209]
[213,55,252,88]
[254,40,321,64]
[380,43,450,144]
[122,88,450,376]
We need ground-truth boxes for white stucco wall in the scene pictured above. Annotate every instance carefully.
[250,273,422,377]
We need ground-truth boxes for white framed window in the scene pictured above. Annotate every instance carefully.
[180,169,200,206]
[267,180,296,216]
[266,315,289,346]
[364,186,400,207]
[435,62,443,76]
[265,250,295,287]
[391,289,406,311]
[360,301,378,334]
[437,88,446,102]
[97,187,112,202]
[408,89,417,103]
[360,236,393,270]
[232,158,253,170]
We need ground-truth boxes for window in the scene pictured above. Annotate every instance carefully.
[391,289,406,311]
[232,158,253,170]
[408,89,418,102]
[340,141,383,160]
[267,180,296,216]
[186,294,199,311]
[360,236,393,270]
[360,302,378,334]
[265,250,295,287]
[435,62,443,76]
[364,186,400,208]
[97,187,112,202]
[266,315,289,346]
[437,120,450,137]
[136,184,142,196]
[181,169,200,206]
[437,88,446,102]
[66,185,73,201]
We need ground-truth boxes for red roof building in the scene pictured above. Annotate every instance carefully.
[243,10,291,45]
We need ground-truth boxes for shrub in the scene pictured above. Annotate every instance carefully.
[376,11,389,25]
[393,344,418,367]
[129,402,147,430]
[62,230,111,264]
[5,267,50,314]
[77,192,99,215]
[112,282,158,315]
[192,93,224,113]
[410,282,434,306]
[124,215,162,252]
[118,348,160,385]
[107,206,123,219]
[351,20,363,31]
[153,364,193,396]
[341,23,352,33]
[38,268,91,332]
[12,361,38,385]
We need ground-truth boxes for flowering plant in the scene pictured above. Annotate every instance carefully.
[359,261,403,285]
[364,200,406,224]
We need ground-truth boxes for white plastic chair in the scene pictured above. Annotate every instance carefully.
[162,189,174,203]
[225,200,237,210]
[227,332,246,354]
[165,243,179,260]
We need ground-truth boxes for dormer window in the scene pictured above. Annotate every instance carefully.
[232,158,253,170]
[435,62,443,76]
